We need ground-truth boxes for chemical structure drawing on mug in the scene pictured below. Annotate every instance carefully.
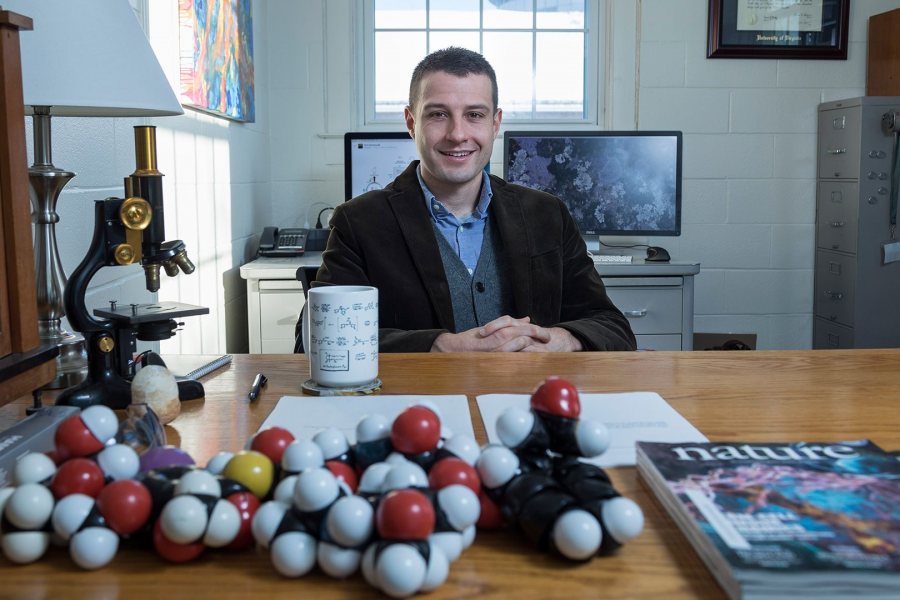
[306,285,379,388]
[309,301,379,353]
[321,350,350,372]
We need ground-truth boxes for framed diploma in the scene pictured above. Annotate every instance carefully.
[708,0,849,59]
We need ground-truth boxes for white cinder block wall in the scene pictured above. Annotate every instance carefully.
[35,0,900,353]
[637,0,900,348]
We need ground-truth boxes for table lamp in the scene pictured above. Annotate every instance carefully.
[8,0,184,388]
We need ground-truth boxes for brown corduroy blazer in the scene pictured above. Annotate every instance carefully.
[314,162,636,353]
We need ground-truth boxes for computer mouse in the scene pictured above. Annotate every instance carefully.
[645,246,670,262]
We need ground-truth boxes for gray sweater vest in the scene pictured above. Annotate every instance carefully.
[433,218,513,332]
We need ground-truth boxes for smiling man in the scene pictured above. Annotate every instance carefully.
[314,47,635,353]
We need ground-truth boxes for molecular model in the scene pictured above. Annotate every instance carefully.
[247,403,483,598]
[1,405,145,568]
[0,375,643,598]
[476,376,645,560]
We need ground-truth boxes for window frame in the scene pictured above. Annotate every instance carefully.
[358,0,604,127]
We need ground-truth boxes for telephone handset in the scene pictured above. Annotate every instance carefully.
[258,227,308,257]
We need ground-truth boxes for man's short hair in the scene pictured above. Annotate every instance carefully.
[408,47,499,112]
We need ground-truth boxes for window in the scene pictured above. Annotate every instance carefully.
[363,0,599,124]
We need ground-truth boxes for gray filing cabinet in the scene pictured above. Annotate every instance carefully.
[240,256,699,352]
[814,97,900,348]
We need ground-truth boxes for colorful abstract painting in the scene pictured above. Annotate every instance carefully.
[179,0,255,122]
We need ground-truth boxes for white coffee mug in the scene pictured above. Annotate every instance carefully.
[303,285,379,387]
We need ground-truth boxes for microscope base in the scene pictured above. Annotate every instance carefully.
[55,379,132,410]
[55,372,204,410]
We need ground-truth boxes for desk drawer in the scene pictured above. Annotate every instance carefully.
[259,290,304,342]
[606,287,682,335]
[259,337,298,353]
[635,334,682,351]
[817,106,860,179]
[814,318,854,349]
[816,181,858,253]
[814,250,856,326]
[259,279,302,291]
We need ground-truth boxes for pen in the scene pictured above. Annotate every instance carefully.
[248,373,267,401]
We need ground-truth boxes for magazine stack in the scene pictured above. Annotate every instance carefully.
[636,439,900,599]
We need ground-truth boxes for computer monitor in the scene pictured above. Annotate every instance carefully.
[503,131,682,237]
[344,132,417,200]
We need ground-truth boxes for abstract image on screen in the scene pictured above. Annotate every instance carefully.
[505,133,681,236]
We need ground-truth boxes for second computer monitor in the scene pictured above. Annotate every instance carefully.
[344,132,417,200]
[503,130,682,237]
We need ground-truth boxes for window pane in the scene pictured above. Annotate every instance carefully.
[536,0,584,29]
[430,0,479,29]
[375,0,425,29]
[429,31,481,54]
[369,0,594,123]
[375,31,426,118]
[535,32,583,118]
[483,32,533,118]
[484,0,533,29]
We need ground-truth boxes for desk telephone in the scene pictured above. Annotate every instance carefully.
[258,227,308,257]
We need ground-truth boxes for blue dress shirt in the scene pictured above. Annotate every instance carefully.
[417,167,492,275]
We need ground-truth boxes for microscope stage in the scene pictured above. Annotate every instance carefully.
[94,301,208,324]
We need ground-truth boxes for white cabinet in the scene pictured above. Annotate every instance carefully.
[240,254,699,352]
[257,280,304,353]
[240,254,322,354]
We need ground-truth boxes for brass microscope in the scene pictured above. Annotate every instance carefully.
[56,126,207,409]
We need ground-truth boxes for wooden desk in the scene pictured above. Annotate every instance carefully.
[2,350,899,598]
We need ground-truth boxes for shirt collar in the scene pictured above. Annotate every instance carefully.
[417,166,492,222]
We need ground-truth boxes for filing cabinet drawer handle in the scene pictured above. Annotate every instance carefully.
[829,221,845,228]
[826,148,847,155]
[823,290,844,300]
[624,309,648,318]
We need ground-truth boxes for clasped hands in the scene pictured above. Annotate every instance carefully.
[431,315,582,353]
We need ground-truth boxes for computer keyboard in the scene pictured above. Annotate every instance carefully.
[592,254,633,263]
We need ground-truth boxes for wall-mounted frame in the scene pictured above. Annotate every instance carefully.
[707,0,849,60]
[178,0,255,122]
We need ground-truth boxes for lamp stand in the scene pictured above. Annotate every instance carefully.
[29,106,87,388]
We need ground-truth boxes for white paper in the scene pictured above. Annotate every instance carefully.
[477,392,707,468]
[737,0,823,33]
[259,395,475,444]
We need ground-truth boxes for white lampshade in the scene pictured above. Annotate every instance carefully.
[5,0,183,116]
